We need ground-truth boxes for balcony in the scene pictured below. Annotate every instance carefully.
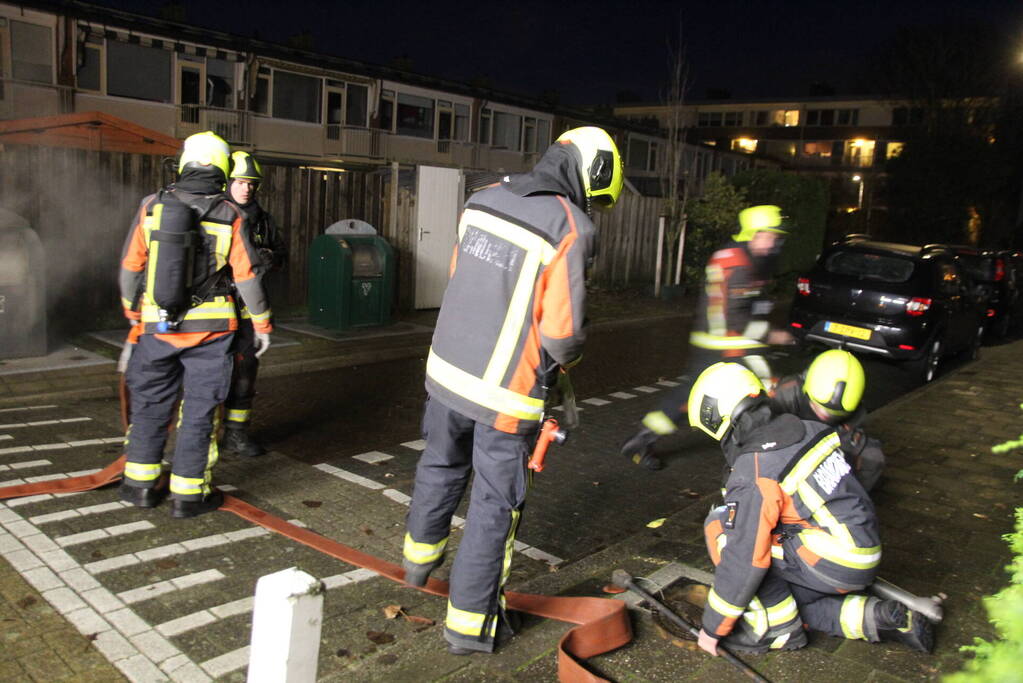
[176,105,250,146]
[0,78,74,120]
[325,125,386,159]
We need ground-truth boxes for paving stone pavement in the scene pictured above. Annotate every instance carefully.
[1,328,1022,681]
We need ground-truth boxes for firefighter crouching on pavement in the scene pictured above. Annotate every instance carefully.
[402,127,624,655]
[222,151,287,458]
[118,131,273,518]
[689,362,933,656]
[770,349,885,491]
[619,205,794,471]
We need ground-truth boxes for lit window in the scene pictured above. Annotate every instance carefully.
[885,142,904,159]
[783,110,799,126]
[731,138,758,153]
[844,139,876,167]
[802,141,832,158]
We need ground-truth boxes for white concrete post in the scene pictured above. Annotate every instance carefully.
[247,567,324,683]
[654,215,665,298]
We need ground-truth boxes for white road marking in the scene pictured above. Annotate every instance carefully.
[401,439,426,450]
[657,380,680,387]
[314,463,385,490]
[609,392,636,400]
[0,417,92,430]
[200,645,250,678]
[117,569,225,605]
[0,436,123,457]
[0,405,59,413]
[56,520,156,548]
[0,459,52,471]
[582,397,611,406]
[633,386,659,393]
[352,450,394,464]
[0,435,11,441]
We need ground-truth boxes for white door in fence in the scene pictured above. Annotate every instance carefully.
[414,166,463,309]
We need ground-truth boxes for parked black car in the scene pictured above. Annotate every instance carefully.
[949,246,1021,339]
[789,237,986,382]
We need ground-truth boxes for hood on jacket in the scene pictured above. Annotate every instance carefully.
[723,405,804,467]
[175,166,226,196]
[501,142,588,211]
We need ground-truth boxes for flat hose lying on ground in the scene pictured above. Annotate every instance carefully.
[0,461,631,682]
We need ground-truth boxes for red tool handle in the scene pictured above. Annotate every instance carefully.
[528,418,561,472]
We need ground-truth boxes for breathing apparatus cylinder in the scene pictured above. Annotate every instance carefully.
[148,193,200,330]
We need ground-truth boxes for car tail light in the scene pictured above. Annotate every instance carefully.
[905,297,932,316]
[987,308,996,317]
[994,258,1005,282]
[790,321,803,329]
[898,344,916,350]
[797,277,811,296]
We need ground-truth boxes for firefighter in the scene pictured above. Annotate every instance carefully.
[770,349,885,491]
[688,362,933,656]
[402,127,623,655]
[222,151,287,458]
[620,205,794,470]
[118,131,273,518]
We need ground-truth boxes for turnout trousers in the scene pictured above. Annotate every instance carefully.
[124,333,234,501]
[224,318,259,429]
[404,398,530,653]
[641,347,774,437]
[704,506,883,647]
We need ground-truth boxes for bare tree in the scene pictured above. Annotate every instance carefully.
[658,20,695,290]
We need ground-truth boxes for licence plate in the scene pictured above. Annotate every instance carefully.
[825,321,872,340]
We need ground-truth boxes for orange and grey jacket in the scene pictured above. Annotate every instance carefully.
[119,186,272,346]
[425,145,596,435]
[703,413,881,637]
[689,239,772,355]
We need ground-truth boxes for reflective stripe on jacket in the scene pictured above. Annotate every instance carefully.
[119,189,272,343]
[425,184,595,435]
[689,241,771,354]
[702,416,881,637]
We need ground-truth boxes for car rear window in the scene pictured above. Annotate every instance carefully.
[823,250,915,283]
[956,254,993,282]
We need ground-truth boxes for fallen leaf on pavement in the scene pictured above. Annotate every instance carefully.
[302,500,322,508]
[359,525,375,535]
[366,630,395,645]
[383,604,403,619]
[973,513,989,519]
[335,648,350,658]
[404,614,435,625]
[16,596,37,609]
[647,518,666,529]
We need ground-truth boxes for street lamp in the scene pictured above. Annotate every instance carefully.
[851,174,864,211]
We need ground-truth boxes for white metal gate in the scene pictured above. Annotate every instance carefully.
[414,166,463,309]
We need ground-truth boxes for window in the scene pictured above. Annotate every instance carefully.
[206,57,234,108]
[825,250,915,283]
[396,92,434,138]
[753,110,768,126]
[107,41,171,102]
[345,83,368,127]
[697,111,722,127]
[273,70,321,123]
[378,89,394,131]
[536,119,550,149]
[10,20,52,83]
[77,37,102,92]
[722,111,743,126]
[771,109,799,126]
[454,103,469,141]
[836,108,859,125]
[479,108,492,144]
[628,139,649,169]
[844,139,875,167]
[802,141,832,158]
[886,141,904,159]
[250,66,270,114]
[492,111,521,150]
[892,107,923,126]
[806,109,835,126]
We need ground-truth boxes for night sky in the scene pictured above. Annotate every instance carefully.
[89,0,1023,105]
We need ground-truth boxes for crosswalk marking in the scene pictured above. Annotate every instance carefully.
[609,391,636,400]
[117,568,225,605]
[0,417,92,430]
[0,405,58,413]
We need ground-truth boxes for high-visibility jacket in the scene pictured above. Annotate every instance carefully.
[424,182,595,435]
[689,239,773,356]
[703,413,881,638]
[119,187,272,347]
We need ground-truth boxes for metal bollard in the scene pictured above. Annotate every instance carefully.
[247,567,325,683]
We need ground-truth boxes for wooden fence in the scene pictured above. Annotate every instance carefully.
[0,144,666,335]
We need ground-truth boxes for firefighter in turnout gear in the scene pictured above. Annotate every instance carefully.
[620,205,794,470]
[222,151,287,458]
[689,363,933,656]
[770,349,886,491]
[402,126,623,655]
[118,131,273,518]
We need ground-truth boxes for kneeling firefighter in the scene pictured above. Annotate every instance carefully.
[222,151,287,457]
[689,362,933,656]
[118,131,273,518]
[619,205,793,470]
[402,127,623,655]
[770,349,885,491]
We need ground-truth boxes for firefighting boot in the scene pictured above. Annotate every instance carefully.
[118,482,167,508]
[222,425,266,458]
[619,428,663,470]
[717,622,808,655]
[447,610,521,656]
[170,490,225,519]
[402,557,443,588]
[874,599,934,653]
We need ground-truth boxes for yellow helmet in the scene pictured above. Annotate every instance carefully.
[734,204,787,242]
[230,151,263,183]
[555,126,624,210]
[803,349,865,417]
[688,362,766,441]
[178,131,230,181]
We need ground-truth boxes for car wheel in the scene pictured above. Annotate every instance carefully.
[913,338,942,383]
